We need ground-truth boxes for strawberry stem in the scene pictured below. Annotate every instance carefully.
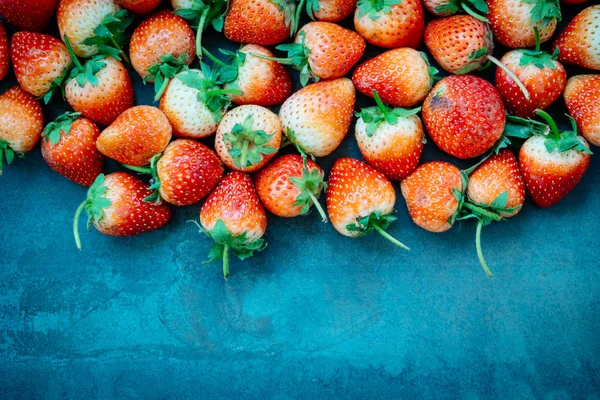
[476,220,493,277]
[461,2,488,22]
[196,8,210,61]
[372,223,410,250]
[240,139,249,167]
[249,52,294,65]
[223,244,230,280]
[307,191,328,223]
[372,90,389,113]
[535,109,560,140]
[486,55,531,101]
[64,35,85,71]
[206,88,242,97]
[534,27,541,53]
[202,47,227,67]
[73,201,86,250]
[462,202,503,222]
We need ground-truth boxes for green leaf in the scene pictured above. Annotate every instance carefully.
[468,47,487,60]
[522,0,561,26]
[490,191,509,210]
[210,219,233,243]
[466,0,488,14]
[41,112,81,146]
[434,1,459,15]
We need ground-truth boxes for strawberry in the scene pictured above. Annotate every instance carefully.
[400,161,464,233]
[553,5,600,71]
[353,0,424,49]
[0,0,59,32]
[564,74,600,146]
[223,0,293,46]
[0,21,9,81]
[422,0,488,19]
[160,65,236,139]
[10,32,72,102]
[116,0,162,14]
[130,10,197,101]
[279,78,355,157]
[326,157,409,249]
[519,110,592,208]
[199,171,267,279]
[352,48,436,108]
[204,44,293,107]
[254,154,327,221]
[422,75,506,159]
[355,90,424,181]
[487,0,560,49]
[0,86,44,173]
[215,105,282,172]
[253,21,365,85]
[424,15,493,75]
[306,0,357,22]
[40,112,104,186]
[96,105,173,167]
[72,173,172,248]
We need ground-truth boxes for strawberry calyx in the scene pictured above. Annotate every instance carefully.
[522,0,561,27]
[288,154,328,222]
[223,115,278,168]
[73,173,113,250]
[494,114,549,152]
[202,47,244,90]
[121,154,163,204]
[174,0,228,59]
[346,211,410,250]
[41,111,81,146]
[534,110,592,155]
[304,0,320,20]
[0,140,21,175]
[356,0,403,19]
[433,0,488,21]
[518,27,559,69]
[64,35,109,91]
[145,53,190,102]
[82,9,133,65]
[270,0,300,36]
[356,90,421,137]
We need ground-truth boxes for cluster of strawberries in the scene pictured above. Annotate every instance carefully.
[0,0,598,279]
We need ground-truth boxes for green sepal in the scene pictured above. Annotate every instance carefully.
[288,155,327,216]
[0,140,20,174]
[346,210,396,236]
[174,0,228,32]
[534,110,593,155]
[142,154,163,204]
[305,0,320,19]
[356,90,420,137]
[356,0,403,19]
[522,0,561,26]
[283,128,312,159]
[216,48,247,87]
[202,219,267,262]
[145,53,190,102]
[41,112,82,146]
[434,0,459,15]
[447,171,468,225]
[83,174,113,230]
[82,9,133,61]
[270,0,297,34]
[41,66,70,104]
[459,191,519,227]
[468,47,487,61]
[420,52,438,87]
[275,31,316,86]
[64,35,108,90]
[223,115,277,168]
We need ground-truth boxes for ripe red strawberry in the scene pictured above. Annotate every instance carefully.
[72,172,172,248]
[0,86,44,173]
[254,154,328,221]
[96,106,172,167]
[0,21,9,81]
[199,171,267,279]
[308,0,357,22]
[223,0,292,46]
[279,78,355,157]
[41,112,104,186]
[326,157,409,249]
[116,0,161,14]
[352,48,436,108]
[10,32,72,102]
[355,90,424,181]
[215,105,282,172]
[553,5,600,71]
[564,74,600,146]
[519,110,592,208]
[353,0,424,49]
[0,0,59,32]
[130,10,196,100]
[422,75,506,159]
[422,0,488,18]
[400,161,464,233]
[488,0,560,49]
[424,14,493,75]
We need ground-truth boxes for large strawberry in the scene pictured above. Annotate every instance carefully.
[96,105,172,167]
[352,48,436,108]
[223,0,293,46]
[564,74,600,146]
[355,90,424,181]
[72,173,172,249]
[199,171,267,279]
[553,5,600,71]
[487,0,560,49]
[40,112,104,186]
[279,78,355,157]
[519,110,592,208]
[10,32,72,102]
[0,0,59,32]
[116,0,162,14]
[0,86,44,173]
[214,105,282,172]
[422,75,506,159]
[130,10,196,100]
[254,154,328,221]
[353,0,424,49]
[422,0,488,19]
[326,157,409,249]
[0,21,9,81]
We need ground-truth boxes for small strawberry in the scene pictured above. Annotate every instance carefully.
[553,5,600,71]
[0,21,9,81]
[254,154,328,221]
[40,112,104,186]
[116,0,162,14]
[326,157,409,249]
[96,105,173,167]
[0,0,59,32]
[253,21,365,85]
[422,0,488,19]
[199,171,267,279]
[355,90,424,181]
[352,48,436,108]
[10,32,72,102]
[72,173,172,248]
[306,0,357,22]
[130,10,196,100]
[0,86,44,173]
[519,110,592,208]
[223,0,294,46]
[487,0,560,49]
[215,105,282,172]
[279,78,355,157]
[353,0,424,49]
[422,75,506,159]
[400,161,464,233]
[564,74,600,146]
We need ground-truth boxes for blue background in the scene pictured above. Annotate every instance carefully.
[1,3,599,399]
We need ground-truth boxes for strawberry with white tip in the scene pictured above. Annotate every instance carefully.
[553,5,600,71]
